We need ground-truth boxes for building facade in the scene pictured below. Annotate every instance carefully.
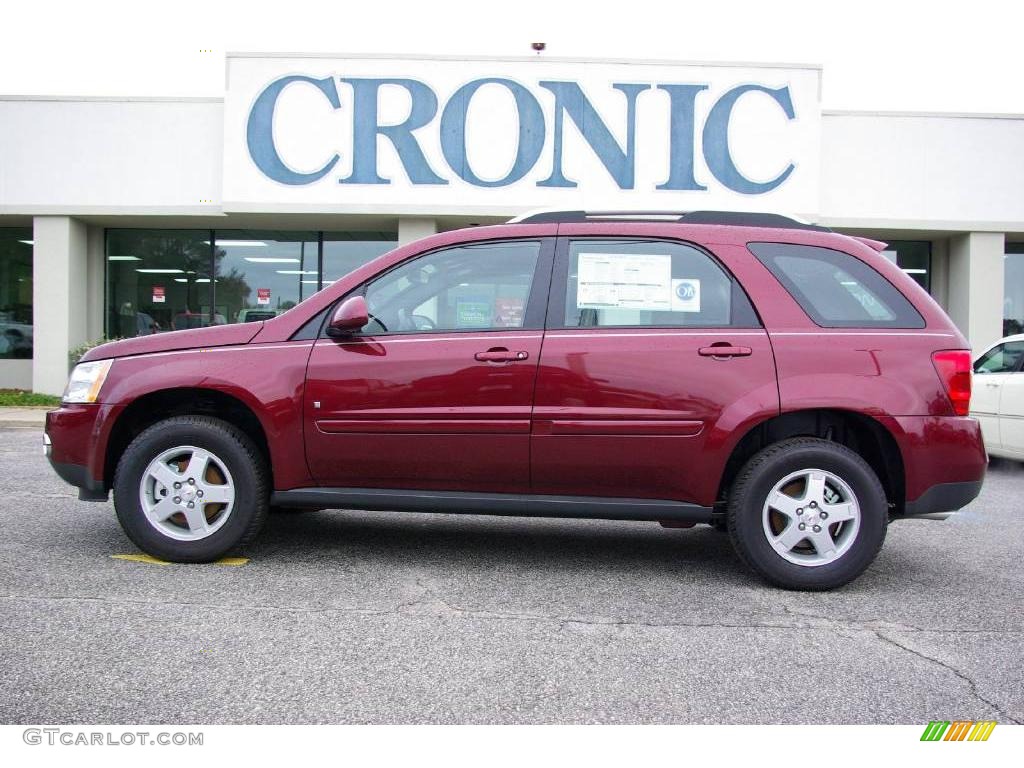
[1,54,1022,395]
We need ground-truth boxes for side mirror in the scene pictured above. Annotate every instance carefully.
[326,295,369,337]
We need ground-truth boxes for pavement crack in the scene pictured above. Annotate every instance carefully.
[778,604,1019,635]
[780,605,1021,724]
[869,628,1021,724]
[2,593,1022,640]
[0,593,395,618]
[3,593,1023,722]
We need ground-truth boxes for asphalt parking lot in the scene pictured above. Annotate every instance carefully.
[1,426,1021,725]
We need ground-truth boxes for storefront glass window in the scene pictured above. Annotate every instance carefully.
[106,229,397,338]
[0,228,34,359]
[322,231,396,288]
[880,241,931,292]
[106,230,212,338]
[213,231,318,323]
[1005,243,1024,337]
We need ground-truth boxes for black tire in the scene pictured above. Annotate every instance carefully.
[727,437,887,591]
[113,415,269,562]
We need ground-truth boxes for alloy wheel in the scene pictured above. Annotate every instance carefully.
[761,468,861,567]
[138,445,235,541]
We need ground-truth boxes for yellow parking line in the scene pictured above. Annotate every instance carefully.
[215,557,249,566]
[111,553,171,566]
[110,554,249,566]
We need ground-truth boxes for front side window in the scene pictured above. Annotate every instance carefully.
[749,242,925,329]
[974,341,1024,374]
[358,241,541,334]
[562,239,758,328]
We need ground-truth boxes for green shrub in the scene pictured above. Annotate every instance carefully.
[0,389,62,407]
[69,338,121,366]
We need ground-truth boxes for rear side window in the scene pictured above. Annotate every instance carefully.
[562,239,759,328]
[749,242,925,329]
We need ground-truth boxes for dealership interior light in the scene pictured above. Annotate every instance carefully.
[108,255,142,261]
[902,268,927,274]
[18,239,34,245]
[244,257,300,264]
[276,270,318,275]
[207,240,267,247]
[136,268,185,274]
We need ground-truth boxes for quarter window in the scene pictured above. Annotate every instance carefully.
[357,241,541,334]
[749,242,925,329]
[562,239,758,328]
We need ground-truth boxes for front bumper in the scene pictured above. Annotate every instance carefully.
[45,403,114,501]
[49,458,109,501]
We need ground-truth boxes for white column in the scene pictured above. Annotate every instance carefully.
[32,216,88,395]
[947,232,1005,353]
[928,239,949,311]
[397,217,437,246]
[86,225,106,344]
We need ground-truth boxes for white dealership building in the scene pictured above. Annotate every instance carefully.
[1,54,1022,394]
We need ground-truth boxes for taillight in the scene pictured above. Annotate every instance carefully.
[932,350,972,417]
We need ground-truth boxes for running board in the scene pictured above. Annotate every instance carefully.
[270,488,715,523]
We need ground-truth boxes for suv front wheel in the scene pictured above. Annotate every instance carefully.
[113,416,269,562]
[727,437,887,590]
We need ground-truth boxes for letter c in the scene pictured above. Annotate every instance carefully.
[702,84,796,194]
[246,75,341,185]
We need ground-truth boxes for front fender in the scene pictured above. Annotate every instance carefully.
[97,340,315,490]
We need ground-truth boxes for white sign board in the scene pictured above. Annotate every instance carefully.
[224,54,821,215]
[577,253,673,311]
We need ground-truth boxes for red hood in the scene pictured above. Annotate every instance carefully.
[80,323,263,362]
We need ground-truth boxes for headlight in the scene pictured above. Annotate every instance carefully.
[63,359,113,404]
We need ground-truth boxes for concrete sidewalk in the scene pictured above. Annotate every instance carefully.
[0,407,50,430]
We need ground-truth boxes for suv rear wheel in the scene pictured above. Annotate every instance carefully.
[112,416,269,562]
[727,437,887,590]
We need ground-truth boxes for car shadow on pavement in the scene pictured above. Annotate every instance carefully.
[254,509,748,578]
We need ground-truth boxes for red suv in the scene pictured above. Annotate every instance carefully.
[45,211,985,590]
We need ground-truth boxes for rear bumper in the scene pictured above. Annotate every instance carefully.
[899,479,984,520]
[888,415,987,520]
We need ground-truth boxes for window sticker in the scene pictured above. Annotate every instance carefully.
[671,279,701,312]
[576,253,672,311]
[455,296,492,327]
[493,297,525,327]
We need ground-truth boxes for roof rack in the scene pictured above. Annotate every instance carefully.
[508,209,832,232]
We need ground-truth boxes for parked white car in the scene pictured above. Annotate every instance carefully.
[972,334,1024,460]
